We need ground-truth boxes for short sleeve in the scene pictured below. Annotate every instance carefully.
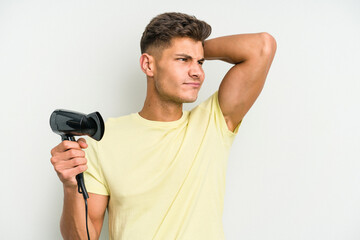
[193,91,242,147]
[213,91,242,134]
[212,91,242,146]
[83,137,109,195]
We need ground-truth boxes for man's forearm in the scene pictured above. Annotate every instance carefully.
[61,186,98,240]
[204,32,276,64]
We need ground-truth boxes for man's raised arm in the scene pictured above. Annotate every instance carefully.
[204,33,277,132]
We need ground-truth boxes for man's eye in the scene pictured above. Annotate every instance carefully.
[178,58,187,61]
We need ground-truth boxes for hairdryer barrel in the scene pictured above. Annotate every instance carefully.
[50,109,105,141]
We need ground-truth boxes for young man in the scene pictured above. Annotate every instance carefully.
[50,12,276,239]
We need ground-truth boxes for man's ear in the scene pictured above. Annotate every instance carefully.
[140,53,155,77]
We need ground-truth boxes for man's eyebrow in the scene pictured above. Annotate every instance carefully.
[175,54,192,59]
[175,54,205,62]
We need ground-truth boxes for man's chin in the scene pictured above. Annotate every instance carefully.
[181,93,198,103]
[181,100,194,104]
[172,91,199,103]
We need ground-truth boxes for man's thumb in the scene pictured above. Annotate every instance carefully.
[77,138,88,148]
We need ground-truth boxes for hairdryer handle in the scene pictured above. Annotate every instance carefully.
[62,135,89,200]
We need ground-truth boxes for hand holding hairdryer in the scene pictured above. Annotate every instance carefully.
[49,109,104,240]
[49,109,105,199]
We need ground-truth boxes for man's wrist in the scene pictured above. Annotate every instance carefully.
[63,184,80,195]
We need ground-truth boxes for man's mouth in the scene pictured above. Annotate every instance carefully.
[183,82,201,87]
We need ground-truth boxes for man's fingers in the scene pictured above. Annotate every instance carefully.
[78,138,88,149]
[50,138,89,187]
[54,157,87,171]
[64,148,85,160]
[57,165,88,183]
[51,140,81,156]
[68,164,88,177]
[50,147,85,165]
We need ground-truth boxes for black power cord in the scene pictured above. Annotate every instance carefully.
[85,198,90,240]
[77,174,90,240]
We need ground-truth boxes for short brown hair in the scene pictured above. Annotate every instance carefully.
[140,12,212,54]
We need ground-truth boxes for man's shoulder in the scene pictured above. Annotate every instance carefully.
[189,91,218,114]
[104,113,135,129]
[95,113,136,144]
[106,113,133,122]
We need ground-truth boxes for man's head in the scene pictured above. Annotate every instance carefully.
[140,12,212,104]
[140,12,212,58]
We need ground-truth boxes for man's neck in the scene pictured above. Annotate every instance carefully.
[138,109,183,122]
[138,96,183,122]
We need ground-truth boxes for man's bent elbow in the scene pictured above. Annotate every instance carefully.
[259,32,277,56]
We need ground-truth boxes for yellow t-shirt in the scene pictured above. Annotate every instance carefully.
[84,91,241,240]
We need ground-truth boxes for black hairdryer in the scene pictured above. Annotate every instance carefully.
[50,109,105,199]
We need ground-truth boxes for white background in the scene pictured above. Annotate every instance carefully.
[0,0,359,239]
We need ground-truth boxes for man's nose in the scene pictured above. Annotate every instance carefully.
[189,62,203,79]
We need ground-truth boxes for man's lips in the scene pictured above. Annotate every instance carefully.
[183,82,201,87]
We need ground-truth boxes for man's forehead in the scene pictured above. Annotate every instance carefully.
[165,37,204,57]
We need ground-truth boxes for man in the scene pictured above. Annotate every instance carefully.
[50,12,276,239]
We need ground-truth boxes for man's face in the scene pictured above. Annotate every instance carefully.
[151,37,205,104]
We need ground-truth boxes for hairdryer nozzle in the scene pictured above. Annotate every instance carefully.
[50,109,105,141]
[86,112,105,141]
